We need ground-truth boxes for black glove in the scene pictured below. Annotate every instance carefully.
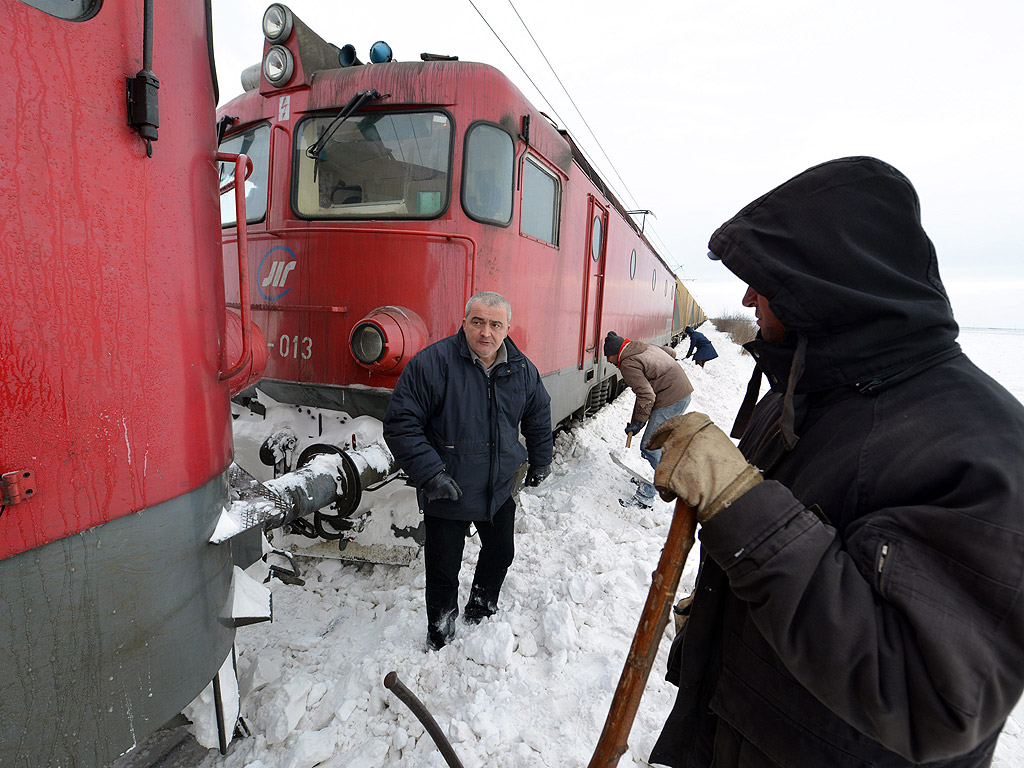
[526,464,551,487]
[625,420,646,436]
[423,471,462,502]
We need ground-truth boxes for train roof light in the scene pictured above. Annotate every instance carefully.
[263,45,295,87]
[262,4,293,42]
[369,41,393,64]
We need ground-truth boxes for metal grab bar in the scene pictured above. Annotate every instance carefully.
[217,151,253,380]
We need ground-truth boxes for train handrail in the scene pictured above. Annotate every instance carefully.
[217,151,254,380]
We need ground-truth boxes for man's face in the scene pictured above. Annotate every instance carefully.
[463,301,509,364]
[742,286,786,343]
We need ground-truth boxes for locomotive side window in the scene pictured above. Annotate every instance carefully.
[18,0,98,20]
[520,156,560,245]
[463,123,514,226]
[591,216,603,261]
[293,111,451,219]
[218,125,271,226]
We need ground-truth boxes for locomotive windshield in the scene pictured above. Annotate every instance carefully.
[219,124,271,226]
[294,111,451,219]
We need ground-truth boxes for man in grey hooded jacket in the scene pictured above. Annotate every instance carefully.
[648,157,1024,767]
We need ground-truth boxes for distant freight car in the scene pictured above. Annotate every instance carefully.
[673,276,708,335]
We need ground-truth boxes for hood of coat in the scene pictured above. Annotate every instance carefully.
[710,156,959,393]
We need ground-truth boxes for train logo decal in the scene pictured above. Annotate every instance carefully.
[257,246,297,300]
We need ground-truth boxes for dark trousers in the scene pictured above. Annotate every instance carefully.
[423,496,516,648]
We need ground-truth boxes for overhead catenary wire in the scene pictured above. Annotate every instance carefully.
[502,0,641,210]
[464,0,569,131]
[466,0,685,273]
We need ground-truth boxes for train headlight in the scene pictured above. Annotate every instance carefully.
[263,46,294,87]
[351,322,386,364]
[262,4,293,42]
[350,307,428,375]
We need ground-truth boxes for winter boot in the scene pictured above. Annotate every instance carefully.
[618,493,653,510]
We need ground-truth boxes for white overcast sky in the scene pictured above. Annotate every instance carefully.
[212,0,1023,329]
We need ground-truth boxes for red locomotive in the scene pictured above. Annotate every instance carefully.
[217,4,705,554]
[1,0,264,764]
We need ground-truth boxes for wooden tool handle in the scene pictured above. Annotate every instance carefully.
[625,433,633,448]
[385,672,465,768]
[587,499,698,768]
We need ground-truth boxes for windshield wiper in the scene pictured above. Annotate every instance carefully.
[306,89,388,181]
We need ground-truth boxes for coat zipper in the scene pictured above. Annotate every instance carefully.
[876,543,890,588]
[486,373,496,510]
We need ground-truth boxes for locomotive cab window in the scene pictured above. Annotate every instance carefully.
[219,124,271,226]
[18,0,98,19]
[520,156,560,245]
[294,111,452,219]
[462,123,514,226]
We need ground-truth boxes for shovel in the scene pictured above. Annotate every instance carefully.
[609,449,650,487]
[587,497,699,768]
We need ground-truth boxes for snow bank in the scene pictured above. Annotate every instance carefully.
[195,326,1024,767]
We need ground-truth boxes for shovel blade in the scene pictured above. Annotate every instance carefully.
[609,450,651,487]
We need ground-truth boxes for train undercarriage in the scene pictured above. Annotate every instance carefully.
[227,387,425,568]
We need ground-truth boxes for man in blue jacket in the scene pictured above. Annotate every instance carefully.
[384,291,553,650]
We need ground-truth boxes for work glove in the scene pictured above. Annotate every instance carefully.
[648,412,762,524]
[423,470,462,502]
[673,593,695,634]
[525,464,551,487]
[624,420,646,437]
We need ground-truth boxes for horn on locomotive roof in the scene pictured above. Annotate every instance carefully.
[338,44,362,67]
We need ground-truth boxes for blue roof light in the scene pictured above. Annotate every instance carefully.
[369,41,393,64]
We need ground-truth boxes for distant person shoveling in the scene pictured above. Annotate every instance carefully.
[603,331,693,508]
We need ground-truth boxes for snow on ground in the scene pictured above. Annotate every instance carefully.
[195,325,1024,768]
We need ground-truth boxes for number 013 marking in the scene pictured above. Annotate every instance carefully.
[278,335,312,359]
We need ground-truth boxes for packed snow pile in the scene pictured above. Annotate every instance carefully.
[192,325,1024,768]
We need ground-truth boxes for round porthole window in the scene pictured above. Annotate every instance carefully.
[591,216,603,261]
[652,269,657,291]
[630,249,637,279]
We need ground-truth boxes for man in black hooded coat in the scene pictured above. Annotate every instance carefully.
[647,157,1024,767]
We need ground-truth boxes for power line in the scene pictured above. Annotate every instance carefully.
[467,0,684,275]
[464,0,567,129]
[501,0,689,278]
[503,0,640,212]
